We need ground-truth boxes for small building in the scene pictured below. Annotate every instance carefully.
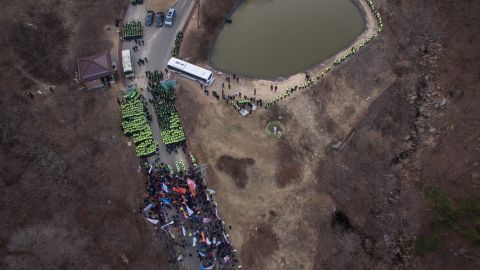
[76,51,114,89]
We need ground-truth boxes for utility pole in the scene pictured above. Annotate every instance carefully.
[197,0,200,29]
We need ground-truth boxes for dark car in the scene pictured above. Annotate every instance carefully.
[155,12,164,27]
[145,10,154,26]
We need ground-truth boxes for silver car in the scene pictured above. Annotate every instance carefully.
[165,8,176,27]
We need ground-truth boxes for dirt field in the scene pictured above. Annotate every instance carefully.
[176,0,480,269]
[1,0,479,269]
[0,0,170,269]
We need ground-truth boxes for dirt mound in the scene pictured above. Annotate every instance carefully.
[216,155,255,188]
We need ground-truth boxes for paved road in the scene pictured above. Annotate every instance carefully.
[122,1,203,270]
[123,0,194,167]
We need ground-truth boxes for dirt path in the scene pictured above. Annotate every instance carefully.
[14,64,49,90]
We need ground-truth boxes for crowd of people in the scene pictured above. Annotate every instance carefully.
[203,73,267,114]
[208,70,316,111]
[146,70,187,152]
[142,162,240,269]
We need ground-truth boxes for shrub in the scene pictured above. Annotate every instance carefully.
[415,233,440,255]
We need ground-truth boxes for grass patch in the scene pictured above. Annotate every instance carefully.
[414,182,480,255]
[415,233,440,255]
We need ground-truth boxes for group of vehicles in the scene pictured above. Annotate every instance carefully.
[146,8,176,27]
[123,5,215,86]
[123,53,215,86]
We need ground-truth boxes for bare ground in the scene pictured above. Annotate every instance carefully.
[147,0,177,12]
[176,0,480,269]
[179,0,237,63]
[0,0,169,269]
[1,0,479,269]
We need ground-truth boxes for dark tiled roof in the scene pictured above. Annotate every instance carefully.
[77,51,113,83]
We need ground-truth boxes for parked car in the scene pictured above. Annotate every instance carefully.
[145,10,154,26]
[165,8,176,27]
[155,12,164,27]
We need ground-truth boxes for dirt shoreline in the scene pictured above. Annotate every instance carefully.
[206,0,373,81]
[181,0,378,102]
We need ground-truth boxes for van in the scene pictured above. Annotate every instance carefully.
[165,8,176,27]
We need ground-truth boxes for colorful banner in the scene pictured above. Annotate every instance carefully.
[160,220,174,229]
[162,183,169,193]
[186,205,194,216]
[160,198,171,205]
[187,178,197,197]
[143,203,154,212]
[173,187,187,194]
[193,236,197,247]
[146,218,159,225]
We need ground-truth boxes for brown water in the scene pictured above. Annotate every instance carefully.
[210,0,365,78]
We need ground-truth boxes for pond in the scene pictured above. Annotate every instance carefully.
[210,0,366,78]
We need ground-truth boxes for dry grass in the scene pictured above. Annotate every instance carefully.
[147,0,177,12]
[0,0,170,269]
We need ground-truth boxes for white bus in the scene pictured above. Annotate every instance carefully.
[167,57,214,86]
[122,49,134,79]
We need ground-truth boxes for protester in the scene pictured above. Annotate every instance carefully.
[141,162,237,268]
